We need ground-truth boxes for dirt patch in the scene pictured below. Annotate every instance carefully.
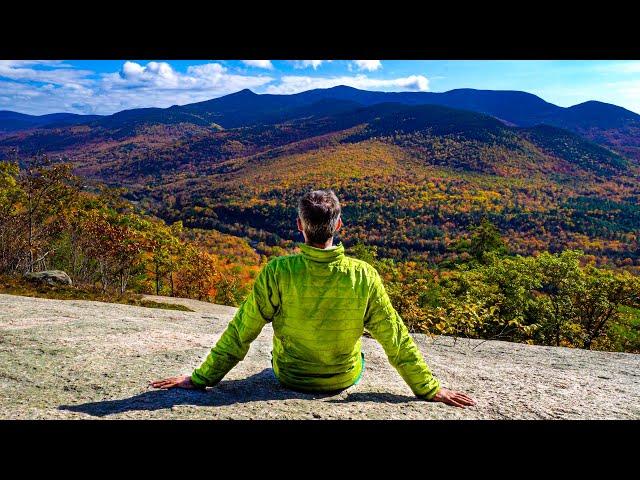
[1,293,638,420]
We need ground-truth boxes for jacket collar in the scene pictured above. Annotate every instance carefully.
[298,241,345,263]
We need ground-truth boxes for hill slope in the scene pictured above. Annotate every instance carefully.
[1,293,638,419]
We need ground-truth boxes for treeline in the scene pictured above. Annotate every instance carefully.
[349,221,640,353]
[0,156,262,305]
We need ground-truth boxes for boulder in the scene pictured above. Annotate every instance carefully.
[24,270,73,286]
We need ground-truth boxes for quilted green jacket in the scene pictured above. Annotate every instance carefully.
[190,241,441,399]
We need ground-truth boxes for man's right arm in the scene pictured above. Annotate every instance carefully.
[363,267,476,408]
[363,268,441,400]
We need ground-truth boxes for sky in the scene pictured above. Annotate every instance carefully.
[1,60,639,116]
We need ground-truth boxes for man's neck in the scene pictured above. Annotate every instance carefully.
[307,239,334,249]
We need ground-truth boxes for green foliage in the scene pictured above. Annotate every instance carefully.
[429,250,640,351]
[213,274,250,306]
[451,218,508,264]
[607,306,640,352]
[469,218,508,261]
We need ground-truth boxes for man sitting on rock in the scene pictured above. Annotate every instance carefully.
[151,189,475,408]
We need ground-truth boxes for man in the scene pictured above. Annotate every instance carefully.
[152,189,475,408]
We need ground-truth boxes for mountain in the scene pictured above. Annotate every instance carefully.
[1,85,636,134]
[0,111,102,133]
[546,100,640,130]
[1,100,627,178]
[285,86,564,126]
[90,86,568,130]
[3,86,638,161]
[92,90,365,131]
[540,101,640,162]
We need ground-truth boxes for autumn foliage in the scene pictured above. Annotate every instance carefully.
[0,156,260,303]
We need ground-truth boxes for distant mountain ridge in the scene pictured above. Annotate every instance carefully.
[2,85,638,162]
[0,111,103,132]
[2,85,638,132]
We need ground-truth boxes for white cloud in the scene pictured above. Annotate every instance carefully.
[352,60,382,72]
[117,61,180,88]
[121,61,145,78]
[264,74,429,95]
[293,60,326,70]
[96,61,274,112]
[2,60,73,68]
[241,60,274,70]
[0,60,93,86]
[0,79,97,115]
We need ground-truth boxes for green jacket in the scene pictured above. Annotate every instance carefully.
[191,241,441,399]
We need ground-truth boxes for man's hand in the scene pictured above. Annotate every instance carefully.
[150,375,198,390]
[430,387,476,408]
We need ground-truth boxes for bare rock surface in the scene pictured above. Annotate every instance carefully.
[1,293,638,420]
[24,270,72,286]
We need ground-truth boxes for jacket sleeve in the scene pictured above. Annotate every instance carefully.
[363,268,441,400]
[190,260,280,388]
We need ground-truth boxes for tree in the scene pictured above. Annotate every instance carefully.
[147,221,183,295]
[533,250,585,347]
[0,161,21,273]
[19,156,80,273]
[80,210,148,294]
[174,245,221,301]
[0,156,80,274]
[469,218,507,262]
[349,241,379,265]
[575,267,640,349]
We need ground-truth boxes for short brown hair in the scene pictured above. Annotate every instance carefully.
[298,189,341,244]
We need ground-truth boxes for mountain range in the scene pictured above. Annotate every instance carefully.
[0,86,639,265]
[2,85,639,151]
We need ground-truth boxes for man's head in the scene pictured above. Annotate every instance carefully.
[297,189,343,247]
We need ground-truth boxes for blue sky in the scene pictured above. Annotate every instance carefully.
[1,60,639,116]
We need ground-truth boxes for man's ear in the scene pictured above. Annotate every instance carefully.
[335,216,343,232]
[297,217,304,232]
